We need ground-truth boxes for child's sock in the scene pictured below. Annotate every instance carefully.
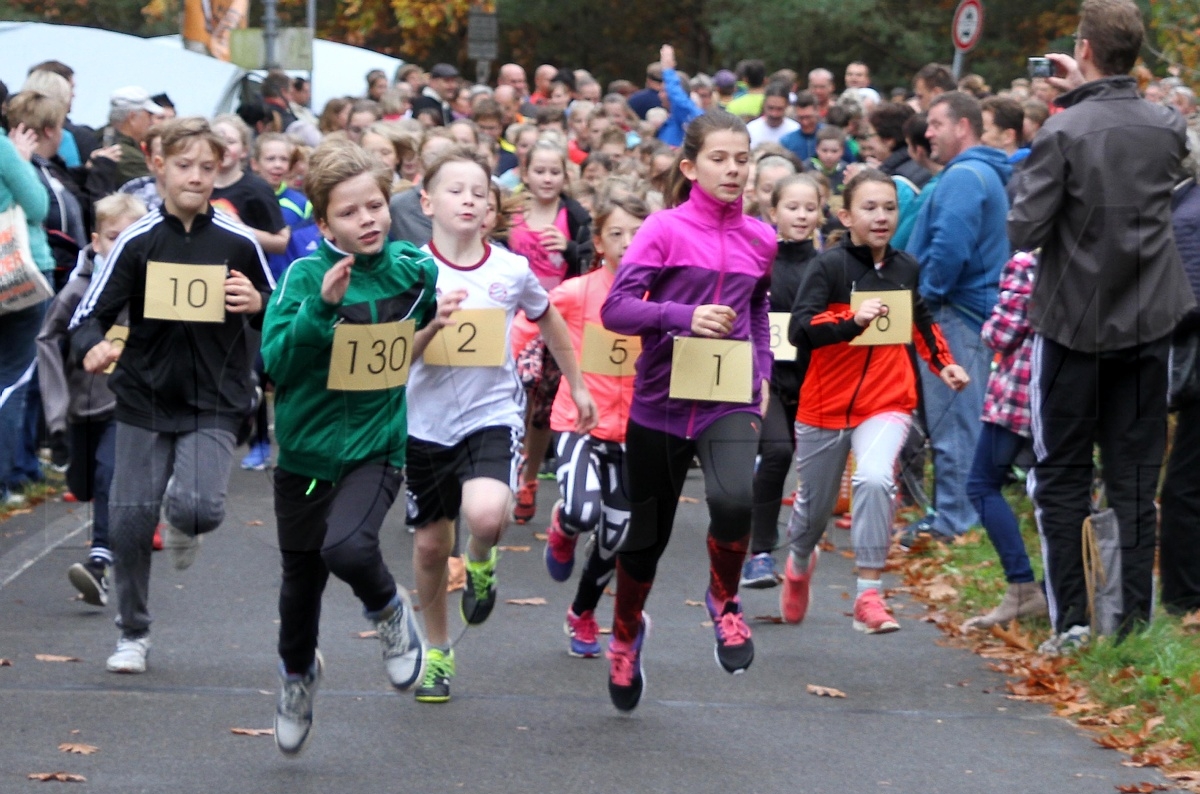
[707,534,749,603]
[856,577,881,598]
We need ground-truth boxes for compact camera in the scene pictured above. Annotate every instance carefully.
[1027,56,1053,79]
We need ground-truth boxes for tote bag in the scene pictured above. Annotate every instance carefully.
[0,204,53,314]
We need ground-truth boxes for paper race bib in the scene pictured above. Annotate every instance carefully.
[849,290,913,346]
[767,312,797,362]
[421,308,507,367]
[326,320,415,391]
[143,261,226,323]
[581,323,640,377]
[103,324,129,375]
[668,337,753,404]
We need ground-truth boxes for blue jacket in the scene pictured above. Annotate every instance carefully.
[905,145,1011,329]
[657,68,702,147]
[780,126,820,162]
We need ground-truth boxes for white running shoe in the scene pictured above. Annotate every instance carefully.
[162,524,201,570]
[106,636,150,674]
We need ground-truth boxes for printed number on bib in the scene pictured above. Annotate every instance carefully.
[103,324,129,375]
[143,261,226,323]
[581,323,640,377]
[669,337,753,404]
[767,312,797,362]
[422,308,506,367]
[327,320,416,391]
[849,289,913,346]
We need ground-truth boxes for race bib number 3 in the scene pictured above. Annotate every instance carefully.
[422,308,507,367]
[581,323,640,377]
[668,337,754,404]
[767,312,797,362]
[103,324,129,375]
[143,261,226,323]
[849,290,913,346]
[327,320,416,391]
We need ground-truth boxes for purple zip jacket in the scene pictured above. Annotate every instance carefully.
[601,185,776,438]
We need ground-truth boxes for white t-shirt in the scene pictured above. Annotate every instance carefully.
[407,242,550,447]
[747,116,800,148]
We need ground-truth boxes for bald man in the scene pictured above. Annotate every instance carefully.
[498,63,529,99]
[531,64,557,105]
[807,68,835,118]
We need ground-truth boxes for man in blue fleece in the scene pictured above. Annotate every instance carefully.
[903,90,1012,542]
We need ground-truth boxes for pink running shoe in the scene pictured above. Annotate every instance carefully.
[853,589,900,634]
[607,614,650,712]
[564,607,601,657]
[780,549,819,625]
[543,501,577,582]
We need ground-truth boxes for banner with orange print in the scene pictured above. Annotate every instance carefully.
[183,0,249,62]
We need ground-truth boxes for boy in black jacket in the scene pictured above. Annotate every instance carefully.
[69,117,274,674]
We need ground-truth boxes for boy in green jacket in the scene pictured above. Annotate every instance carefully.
[261,139,448,756]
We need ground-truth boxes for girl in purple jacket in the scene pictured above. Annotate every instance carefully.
[600,110,776,712]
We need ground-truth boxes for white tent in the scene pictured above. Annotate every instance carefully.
[151,34,406,116]
[0,22,245,128]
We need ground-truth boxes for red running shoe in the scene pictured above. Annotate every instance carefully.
[513,480,537,524]
[543,501,577,581]
[780,549,819,624]
[853,589,900,634]
[152,523,164,551]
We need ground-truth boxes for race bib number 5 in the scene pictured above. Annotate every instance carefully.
[143,262,226,323]
[668,337,754,404]
[581,323,640,377]
[327,320,415,391]
[422,308,507,367]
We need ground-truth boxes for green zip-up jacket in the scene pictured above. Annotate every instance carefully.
[262,238,437,483]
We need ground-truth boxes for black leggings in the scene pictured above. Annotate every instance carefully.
[620,413,760,583]
[750,386,798,554]
[275,462,402,674]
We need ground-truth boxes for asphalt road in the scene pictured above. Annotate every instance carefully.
[0,465,1170,793]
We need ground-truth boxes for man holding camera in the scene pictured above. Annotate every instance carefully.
[1008,0,1193,652]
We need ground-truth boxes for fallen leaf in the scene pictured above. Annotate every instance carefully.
[838,549,855,559]
[924,582,959,601]
[1114,784,1167,793]
[603,587,616,597]
[597,627,611,635]
[497,545,530,552]
[27,772,87,782]
[700,620,713,628]
[1182,610,1200,631]
[229,727,274,736]
[0,658,11,666]
[57,743,98,755]
[35,654,80,663]
[806,684,847,698]
[446,556,465,593]
[1056,700,1100,717]
[753,615,785,624]
[683,599,704,607]
[818,538,837,552]
[990,622,1034,651]
[245,520,264,526]
[678,496,699,503]
[533,532,548,541]
[504,597,547,606]
[355,630,378,639]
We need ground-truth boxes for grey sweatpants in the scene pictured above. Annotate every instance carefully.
[109,422,236,637]
[784,411,911,571]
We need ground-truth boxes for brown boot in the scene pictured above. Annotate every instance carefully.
[963,581,1048,630]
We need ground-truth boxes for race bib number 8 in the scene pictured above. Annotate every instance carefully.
[422,308,507,367]
[327,320,415,391]
[668,337,753,404]
[581,323,640,377]
[849,289,913,346]
[768,312,797,362]
[143,261,226,323]
[103,324,129,375]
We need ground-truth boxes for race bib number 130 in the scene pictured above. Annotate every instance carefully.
[327,320,415,391]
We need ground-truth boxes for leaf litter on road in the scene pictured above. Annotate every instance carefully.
[806,684,847,698]
[57,743,98,755]
[27,772,86,782]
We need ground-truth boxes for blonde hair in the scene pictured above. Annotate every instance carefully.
[94,194,148,230]
[21,71,71,107]
[365,122,418,169]
[306,138,393,221]
[253,132,293,161]
[5,91,67,136]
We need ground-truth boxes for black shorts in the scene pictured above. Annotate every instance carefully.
[405,426,521,527]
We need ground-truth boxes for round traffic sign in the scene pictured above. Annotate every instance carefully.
[952,0,984,53]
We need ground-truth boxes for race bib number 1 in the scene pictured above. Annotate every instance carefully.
[143,261,226,323]
[581,323,640,377]
[327,320,415,391]
[668,337,754,404]
[103,324,128,375]
[767,312,797,361]
[422,308,507,367]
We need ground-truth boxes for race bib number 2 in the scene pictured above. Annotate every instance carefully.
[668,337,753,404]
[143,261,226,323]
[581,323,640,377]
[422,308,507,367]
[327,320,415,391]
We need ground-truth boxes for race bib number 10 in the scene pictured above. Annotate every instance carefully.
[581,323,640,377]
[327,320,415,391]
[143,261,226,323]
[668,337,754,404]
[422,308,507,367]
